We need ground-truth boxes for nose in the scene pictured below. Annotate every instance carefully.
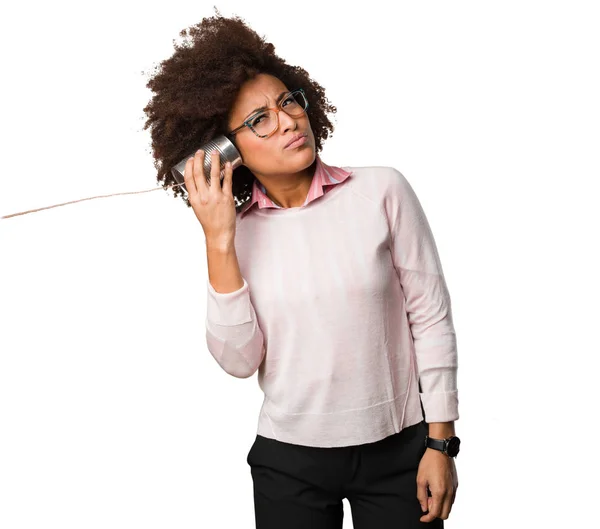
[278,108,298,132]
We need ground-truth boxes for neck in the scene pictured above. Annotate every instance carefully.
[257,159,317,208]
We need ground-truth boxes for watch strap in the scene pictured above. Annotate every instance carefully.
[425,435,447,452]
[425,434,460,457]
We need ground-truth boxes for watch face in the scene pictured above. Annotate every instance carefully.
[447,437,460,457]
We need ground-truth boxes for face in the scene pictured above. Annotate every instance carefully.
[227,73,316,181]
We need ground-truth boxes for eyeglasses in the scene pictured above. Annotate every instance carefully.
[228,89,309,139]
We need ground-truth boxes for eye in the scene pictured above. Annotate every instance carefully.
[281,94,295,106]
[250,113,267,126]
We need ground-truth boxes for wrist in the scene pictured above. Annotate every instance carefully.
[427,421,455,440]
[424,422,461,458]
[206,237,235,252]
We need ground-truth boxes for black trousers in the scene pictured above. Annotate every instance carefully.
[246,419,443,529]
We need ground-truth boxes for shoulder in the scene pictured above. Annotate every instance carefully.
[341,165,411,202]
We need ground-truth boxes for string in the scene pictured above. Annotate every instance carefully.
[0,182,187,220]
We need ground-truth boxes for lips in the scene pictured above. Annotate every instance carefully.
[285,132,307,149]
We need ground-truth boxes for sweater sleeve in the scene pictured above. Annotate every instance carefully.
[385,169,459,423]
[205,277,265,379]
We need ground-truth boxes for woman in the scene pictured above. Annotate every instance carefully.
[143,10,460,529]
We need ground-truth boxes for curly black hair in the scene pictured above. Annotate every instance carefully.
[141,7,339,213]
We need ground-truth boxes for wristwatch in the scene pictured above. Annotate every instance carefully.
[424,434,461,458]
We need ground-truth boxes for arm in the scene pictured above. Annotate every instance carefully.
[428,421,456,439]
[386,170,459,424]
[204,240,265,378]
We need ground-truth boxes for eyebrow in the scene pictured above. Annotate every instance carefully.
[245,90,290,119]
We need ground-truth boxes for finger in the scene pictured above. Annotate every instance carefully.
[419,498,435,522]
[221,160,233,197]
[440,495,452,520]
[193,149,208,194]
[209,150,221,191]
[183,155,197,195]
[427,489,443,519]
[415,479,429,514]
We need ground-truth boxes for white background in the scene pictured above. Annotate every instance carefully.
[1,1,599,527]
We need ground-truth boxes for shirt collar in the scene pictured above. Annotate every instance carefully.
[239,154,353,218]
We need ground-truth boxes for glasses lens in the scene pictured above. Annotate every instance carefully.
[248,91,308,137]
[281,91,308,117]
[249,109,278,137]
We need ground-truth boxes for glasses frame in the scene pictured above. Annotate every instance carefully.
[227,88,309,139]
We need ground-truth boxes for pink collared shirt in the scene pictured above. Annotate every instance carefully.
[205,154,459,448]
[239,154,352,215]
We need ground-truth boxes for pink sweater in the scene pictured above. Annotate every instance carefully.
[205,155,459,448]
